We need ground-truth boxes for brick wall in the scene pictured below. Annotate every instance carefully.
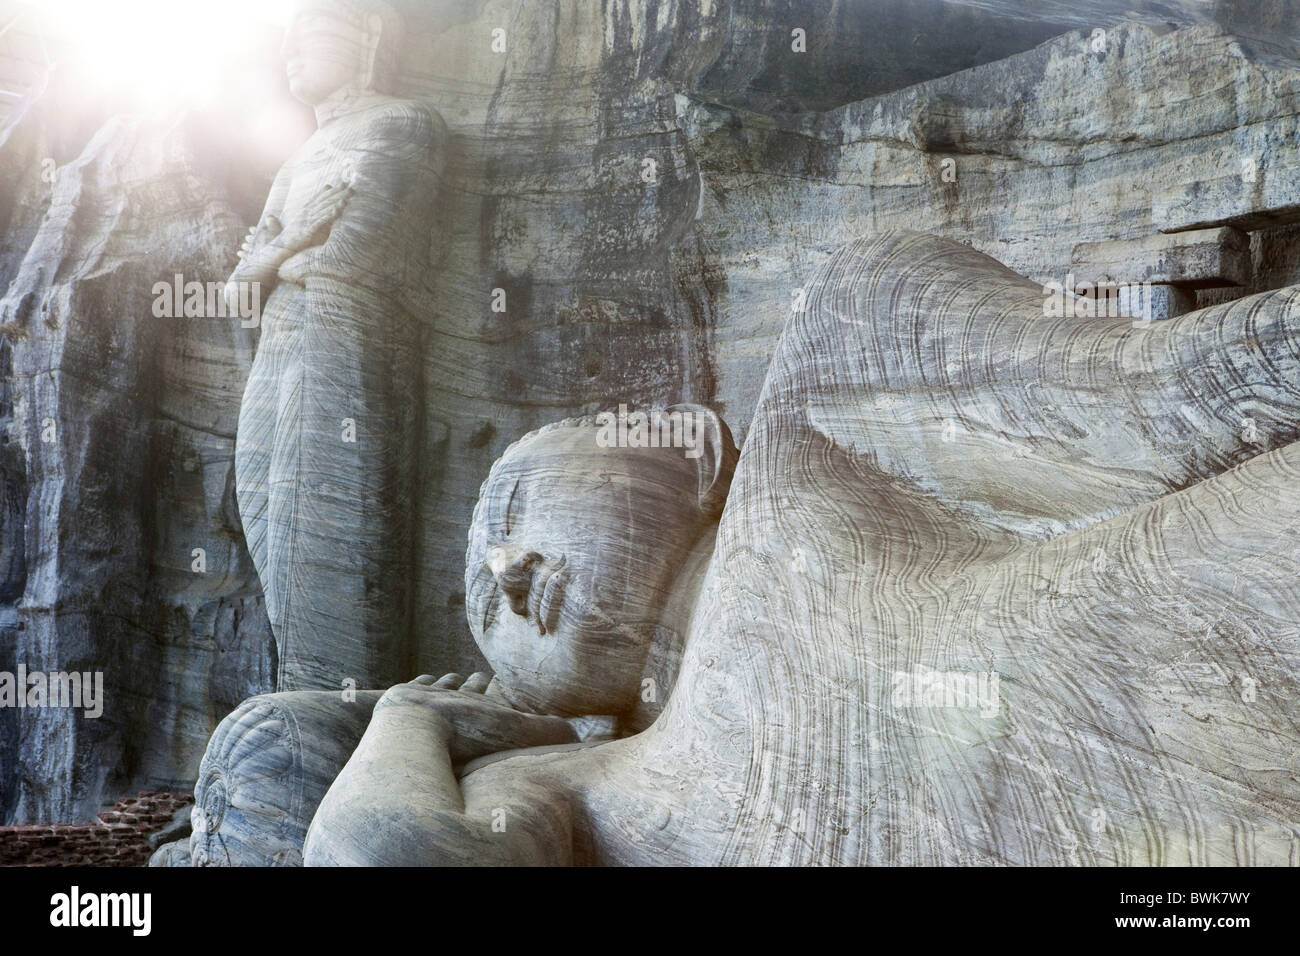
[0,792,193,866]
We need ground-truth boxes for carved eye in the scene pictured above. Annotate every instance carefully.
[469,562,499,633]
[504,477,520,537]
[469,560,495,604]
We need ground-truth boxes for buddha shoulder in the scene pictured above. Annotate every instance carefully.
[345,98,446,151]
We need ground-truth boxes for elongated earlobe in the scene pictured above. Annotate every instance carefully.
[359,12,383,90]
[667,403,738,518]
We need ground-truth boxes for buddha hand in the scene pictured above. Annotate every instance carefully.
[376,672,579,764]
[278,181,353,254]
[237,216,283,262]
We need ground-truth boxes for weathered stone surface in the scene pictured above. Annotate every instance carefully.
[189,690,381,866]
[1071,228,1251,288]
[305,232,1300,866]
[229,3,448,692]
[1119,282,1199,322]
[684,22,1300,426]
[148,838,192,867]
[146,803,193,850]
[8,0,1300,833]
[399,11,1300,683]
[0,100,275,823]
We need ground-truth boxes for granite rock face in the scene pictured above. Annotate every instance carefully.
[685,21,1300,423]
[5,0,1300,824]
[395,7,1300,693]
[1070,228,1251,289]
[0,98,275,822]
[306,231,1300,866]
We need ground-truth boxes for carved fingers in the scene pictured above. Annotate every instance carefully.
[237,216,284,261]
[273,184,353,267]
[299,182,353,235]
[424,672,492,692]
[277,249,313,284]
[461,672,493,694]
[374,673,576,762]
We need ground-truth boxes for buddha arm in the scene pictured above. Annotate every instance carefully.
[277,104,445,292]
[304,699,573,866]
[226,167,295,290]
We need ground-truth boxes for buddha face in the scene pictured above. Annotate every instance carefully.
[466,423,717,718]
[282,2,370,105]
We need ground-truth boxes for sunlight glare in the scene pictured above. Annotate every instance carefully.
[21,0,297,111]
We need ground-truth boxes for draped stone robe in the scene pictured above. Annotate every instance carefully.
[235,99,446,691]
[617,230,1300,865]
[305,230,1300,866]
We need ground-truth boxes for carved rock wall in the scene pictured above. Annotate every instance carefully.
[0,93,275,822]
[2,0,1300,821]
[397,4,1300,685]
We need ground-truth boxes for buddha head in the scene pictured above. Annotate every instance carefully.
[465,404,738,718]
[281,0,403,105]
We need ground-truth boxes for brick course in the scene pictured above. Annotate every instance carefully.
[0,792,193,867]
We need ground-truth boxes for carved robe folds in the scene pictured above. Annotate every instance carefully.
[235,101,446,690]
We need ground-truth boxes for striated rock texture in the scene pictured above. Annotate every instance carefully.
[229,2,448,692]
[0,95,276,822]
[6,0,1300,824]
[683,21,1300,426]
[675,231,1300,864]
[394,7,1300,695]
[307,231,1300,866]
[186,690,382,866]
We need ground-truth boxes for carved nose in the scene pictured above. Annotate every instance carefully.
[487,546,543,616]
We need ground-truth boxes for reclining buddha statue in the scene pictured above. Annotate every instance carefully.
[178,230,1300,867]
